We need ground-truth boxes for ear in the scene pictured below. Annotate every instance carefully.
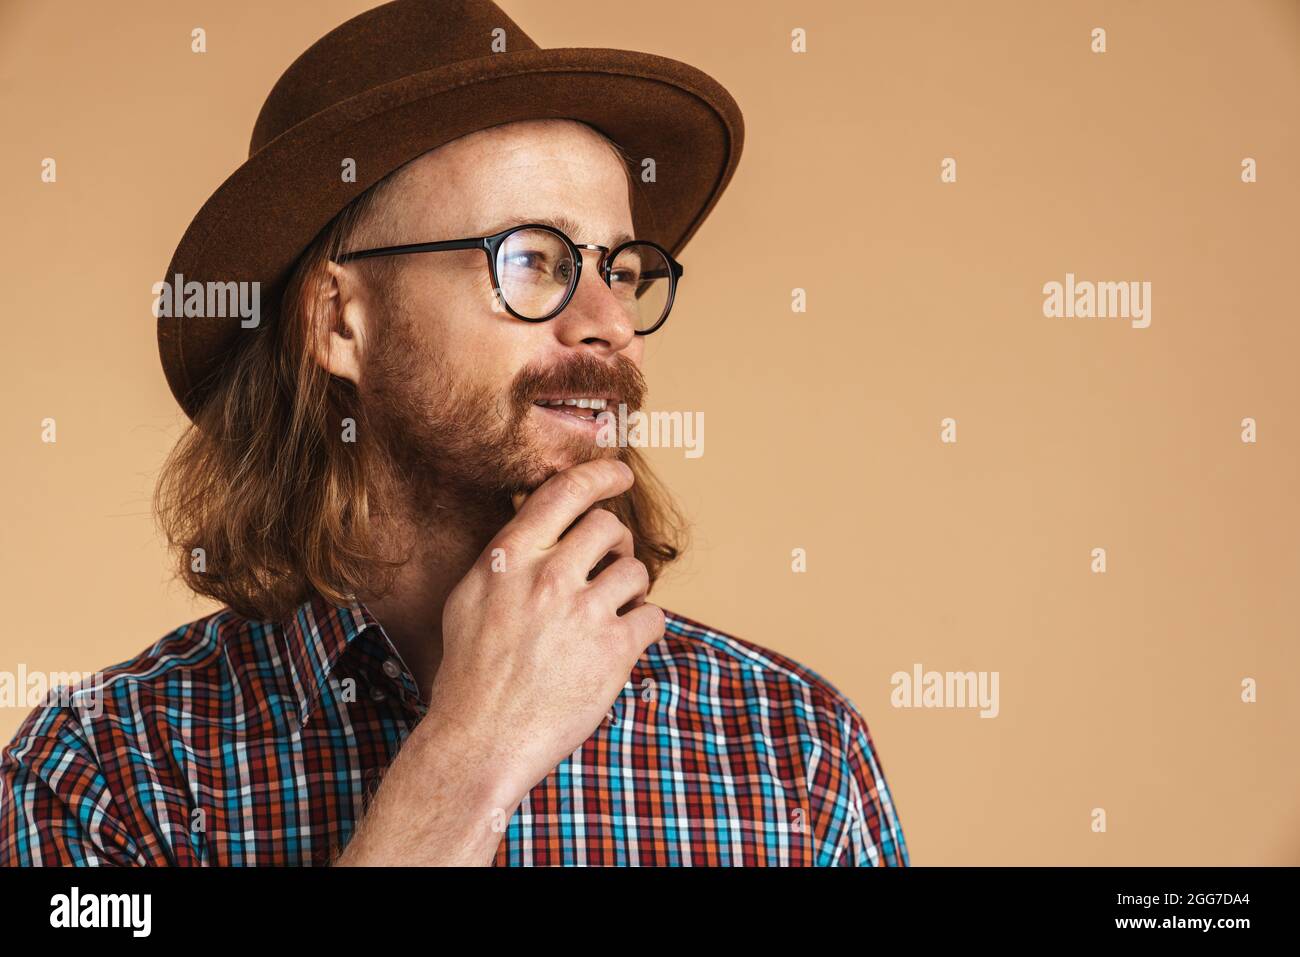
[312,260,371,386]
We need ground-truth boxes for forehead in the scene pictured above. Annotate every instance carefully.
[379,119,635,245]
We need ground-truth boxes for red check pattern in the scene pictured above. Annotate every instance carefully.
[0,593,908,866]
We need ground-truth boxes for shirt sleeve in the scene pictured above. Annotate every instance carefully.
[829,704,909,867]
[0,709,147,866]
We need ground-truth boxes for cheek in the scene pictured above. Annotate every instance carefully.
[399,277,504,363]
[623,336,646,367]
[402,258,501,327]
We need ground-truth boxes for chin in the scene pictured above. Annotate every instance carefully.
[515,443,620,490]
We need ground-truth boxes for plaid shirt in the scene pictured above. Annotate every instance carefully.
[0,593,908,866]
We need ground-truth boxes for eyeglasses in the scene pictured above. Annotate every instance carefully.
[336,222,684,335]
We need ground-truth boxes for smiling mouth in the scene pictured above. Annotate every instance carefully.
[531,396,617,421]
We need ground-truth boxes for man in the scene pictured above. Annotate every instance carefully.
[0,0,908,866]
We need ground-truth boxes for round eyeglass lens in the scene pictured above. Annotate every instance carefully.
[608,243,672,332]
[494,227,575,319]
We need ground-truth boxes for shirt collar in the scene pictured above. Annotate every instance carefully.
[278,591,384,724]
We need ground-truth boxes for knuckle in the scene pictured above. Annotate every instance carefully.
[643,603,666,635]
[577,590,606,624]
[532,557,569,598]
[556,472,595,503]
[590,508,623,535]
[489,530,522,561]
[612,555,646,586]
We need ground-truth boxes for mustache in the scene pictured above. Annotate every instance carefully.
[509,353,647,412]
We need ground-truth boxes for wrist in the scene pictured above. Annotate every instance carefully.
[413,712,524,815]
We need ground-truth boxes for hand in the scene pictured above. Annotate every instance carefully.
[335,458,664,866]
[431,457,665,811]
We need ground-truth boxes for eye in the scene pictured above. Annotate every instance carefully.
[504,251,573,284]
[504,250,549,271]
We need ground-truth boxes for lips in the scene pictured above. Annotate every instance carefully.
[531,396,616,420]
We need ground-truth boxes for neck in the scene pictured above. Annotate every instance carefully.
[359,482,512,702]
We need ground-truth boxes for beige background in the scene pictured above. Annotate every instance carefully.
[2,0,1297,865]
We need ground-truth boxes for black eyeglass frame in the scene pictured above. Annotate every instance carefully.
[335,223,684,335]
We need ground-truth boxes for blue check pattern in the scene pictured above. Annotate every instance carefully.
[0,593,908,866]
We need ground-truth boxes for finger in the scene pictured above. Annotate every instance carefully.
[507,459,633,550]
[553,508,634,580]
[586,556,649,614]
[511,490,529,513]
[618,602,667,656]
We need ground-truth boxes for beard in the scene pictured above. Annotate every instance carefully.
[357,303,647,519]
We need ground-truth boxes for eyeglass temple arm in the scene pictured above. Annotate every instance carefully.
[335,238,486,263]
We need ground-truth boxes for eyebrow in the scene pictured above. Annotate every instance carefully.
[475,214,635,249]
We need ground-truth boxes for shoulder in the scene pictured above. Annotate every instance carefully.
[656,607,867,729]
[652,609,909,866]
[2,605,270,772]
[649,607,884,769]
[0,608,258,865]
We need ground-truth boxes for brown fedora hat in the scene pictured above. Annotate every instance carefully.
[157,0,744,419]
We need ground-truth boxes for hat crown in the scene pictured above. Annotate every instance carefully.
[250,0,539,155]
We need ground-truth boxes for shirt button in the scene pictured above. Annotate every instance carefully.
[369,685,388,702]
[381,657,402,680]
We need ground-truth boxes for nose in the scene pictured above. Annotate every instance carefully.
[550,246,637,353]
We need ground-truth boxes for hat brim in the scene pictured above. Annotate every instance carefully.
[158,46,743,418]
